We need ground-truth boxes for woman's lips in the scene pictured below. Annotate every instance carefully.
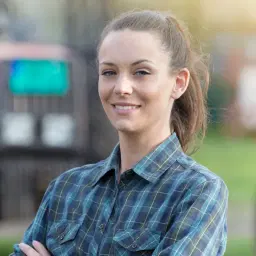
[112,104,141,114]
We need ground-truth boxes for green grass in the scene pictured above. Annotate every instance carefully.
[194,131,256,203]
[225,239,254,256]
[0,238,19,255]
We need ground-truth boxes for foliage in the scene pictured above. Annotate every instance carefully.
[207,75,233,126]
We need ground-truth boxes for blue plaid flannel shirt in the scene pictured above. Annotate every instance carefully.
[12,133,228,255]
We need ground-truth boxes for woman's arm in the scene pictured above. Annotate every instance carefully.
[153,178,228,256]
[10,180,56,256]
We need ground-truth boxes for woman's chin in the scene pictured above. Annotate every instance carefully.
[116,126,136,134]
[114,122,138,134]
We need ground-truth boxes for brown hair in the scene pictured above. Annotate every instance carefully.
[97,10,209,154]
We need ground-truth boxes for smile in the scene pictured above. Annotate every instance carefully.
[112,104,141,114]
[114,105,139,110]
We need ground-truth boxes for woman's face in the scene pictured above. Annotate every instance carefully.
[98,29,188,134]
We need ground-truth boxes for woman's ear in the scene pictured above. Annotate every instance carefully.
[171,68,190,100]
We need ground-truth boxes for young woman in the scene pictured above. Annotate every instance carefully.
[13,10,228,256]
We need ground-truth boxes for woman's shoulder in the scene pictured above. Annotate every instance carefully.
[51,159,107,188]
[174,152,228,192]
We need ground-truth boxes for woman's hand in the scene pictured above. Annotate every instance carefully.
[19,241,50,256]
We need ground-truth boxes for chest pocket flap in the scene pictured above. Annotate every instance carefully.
[48,221,81,244]
[113,228,161,252]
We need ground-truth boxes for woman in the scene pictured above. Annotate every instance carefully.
[13,10,228,256]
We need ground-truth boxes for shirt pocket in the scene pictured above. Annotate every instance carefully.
[113,228,161,255]
[46,221,82,256]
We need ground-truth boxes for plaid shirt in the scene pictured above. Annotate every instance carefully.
[12,133,228,256]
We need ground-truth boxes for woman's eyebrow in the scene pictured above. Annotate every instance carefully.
[99,61,115,66]
[99,59,153,66]
[131,59,153,66]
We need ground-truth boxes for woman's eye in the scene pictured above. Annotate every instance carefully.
[135,70,150,76]
[101,71,116,76]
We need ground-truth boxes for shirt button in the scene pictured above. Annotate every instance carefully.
[60,235,65,240]
[99,224,105,234]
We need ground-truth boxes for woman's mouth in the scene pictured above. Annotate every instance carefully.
[112,104,141,114]
[114,105,139,110]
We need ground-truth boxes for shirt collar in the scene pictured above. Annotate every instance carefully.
[90,132,182,185]
[89,143,120,186]
[133,132,182,183]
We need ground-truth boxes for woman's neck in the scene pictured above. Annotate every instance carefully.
[118,125,172,175]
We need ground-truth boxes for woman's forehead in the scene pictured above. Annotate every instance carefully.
[98,29,168,65]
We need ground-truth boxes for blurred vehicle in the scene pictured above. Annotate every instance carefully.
[0,42,117,220]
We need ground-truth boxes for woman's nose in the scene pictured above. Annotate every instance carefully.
[114,76,133,96]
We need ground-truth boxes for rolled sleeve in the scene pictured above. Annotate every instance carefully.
[153,178,229,256]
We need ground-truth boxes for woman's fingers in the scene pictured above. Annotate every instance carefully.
[19,243,40,256]
[19,241,50,256]
[32,241,50,256]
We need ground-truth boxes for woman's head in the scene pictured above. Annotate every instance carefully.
[97,10,209,153]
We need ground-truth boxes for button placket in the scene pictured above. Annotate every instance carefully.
[120,180,126,188]
[120,170,133,189]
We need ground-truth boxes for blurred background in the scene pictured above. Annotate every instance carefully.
[0,0,255,255]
